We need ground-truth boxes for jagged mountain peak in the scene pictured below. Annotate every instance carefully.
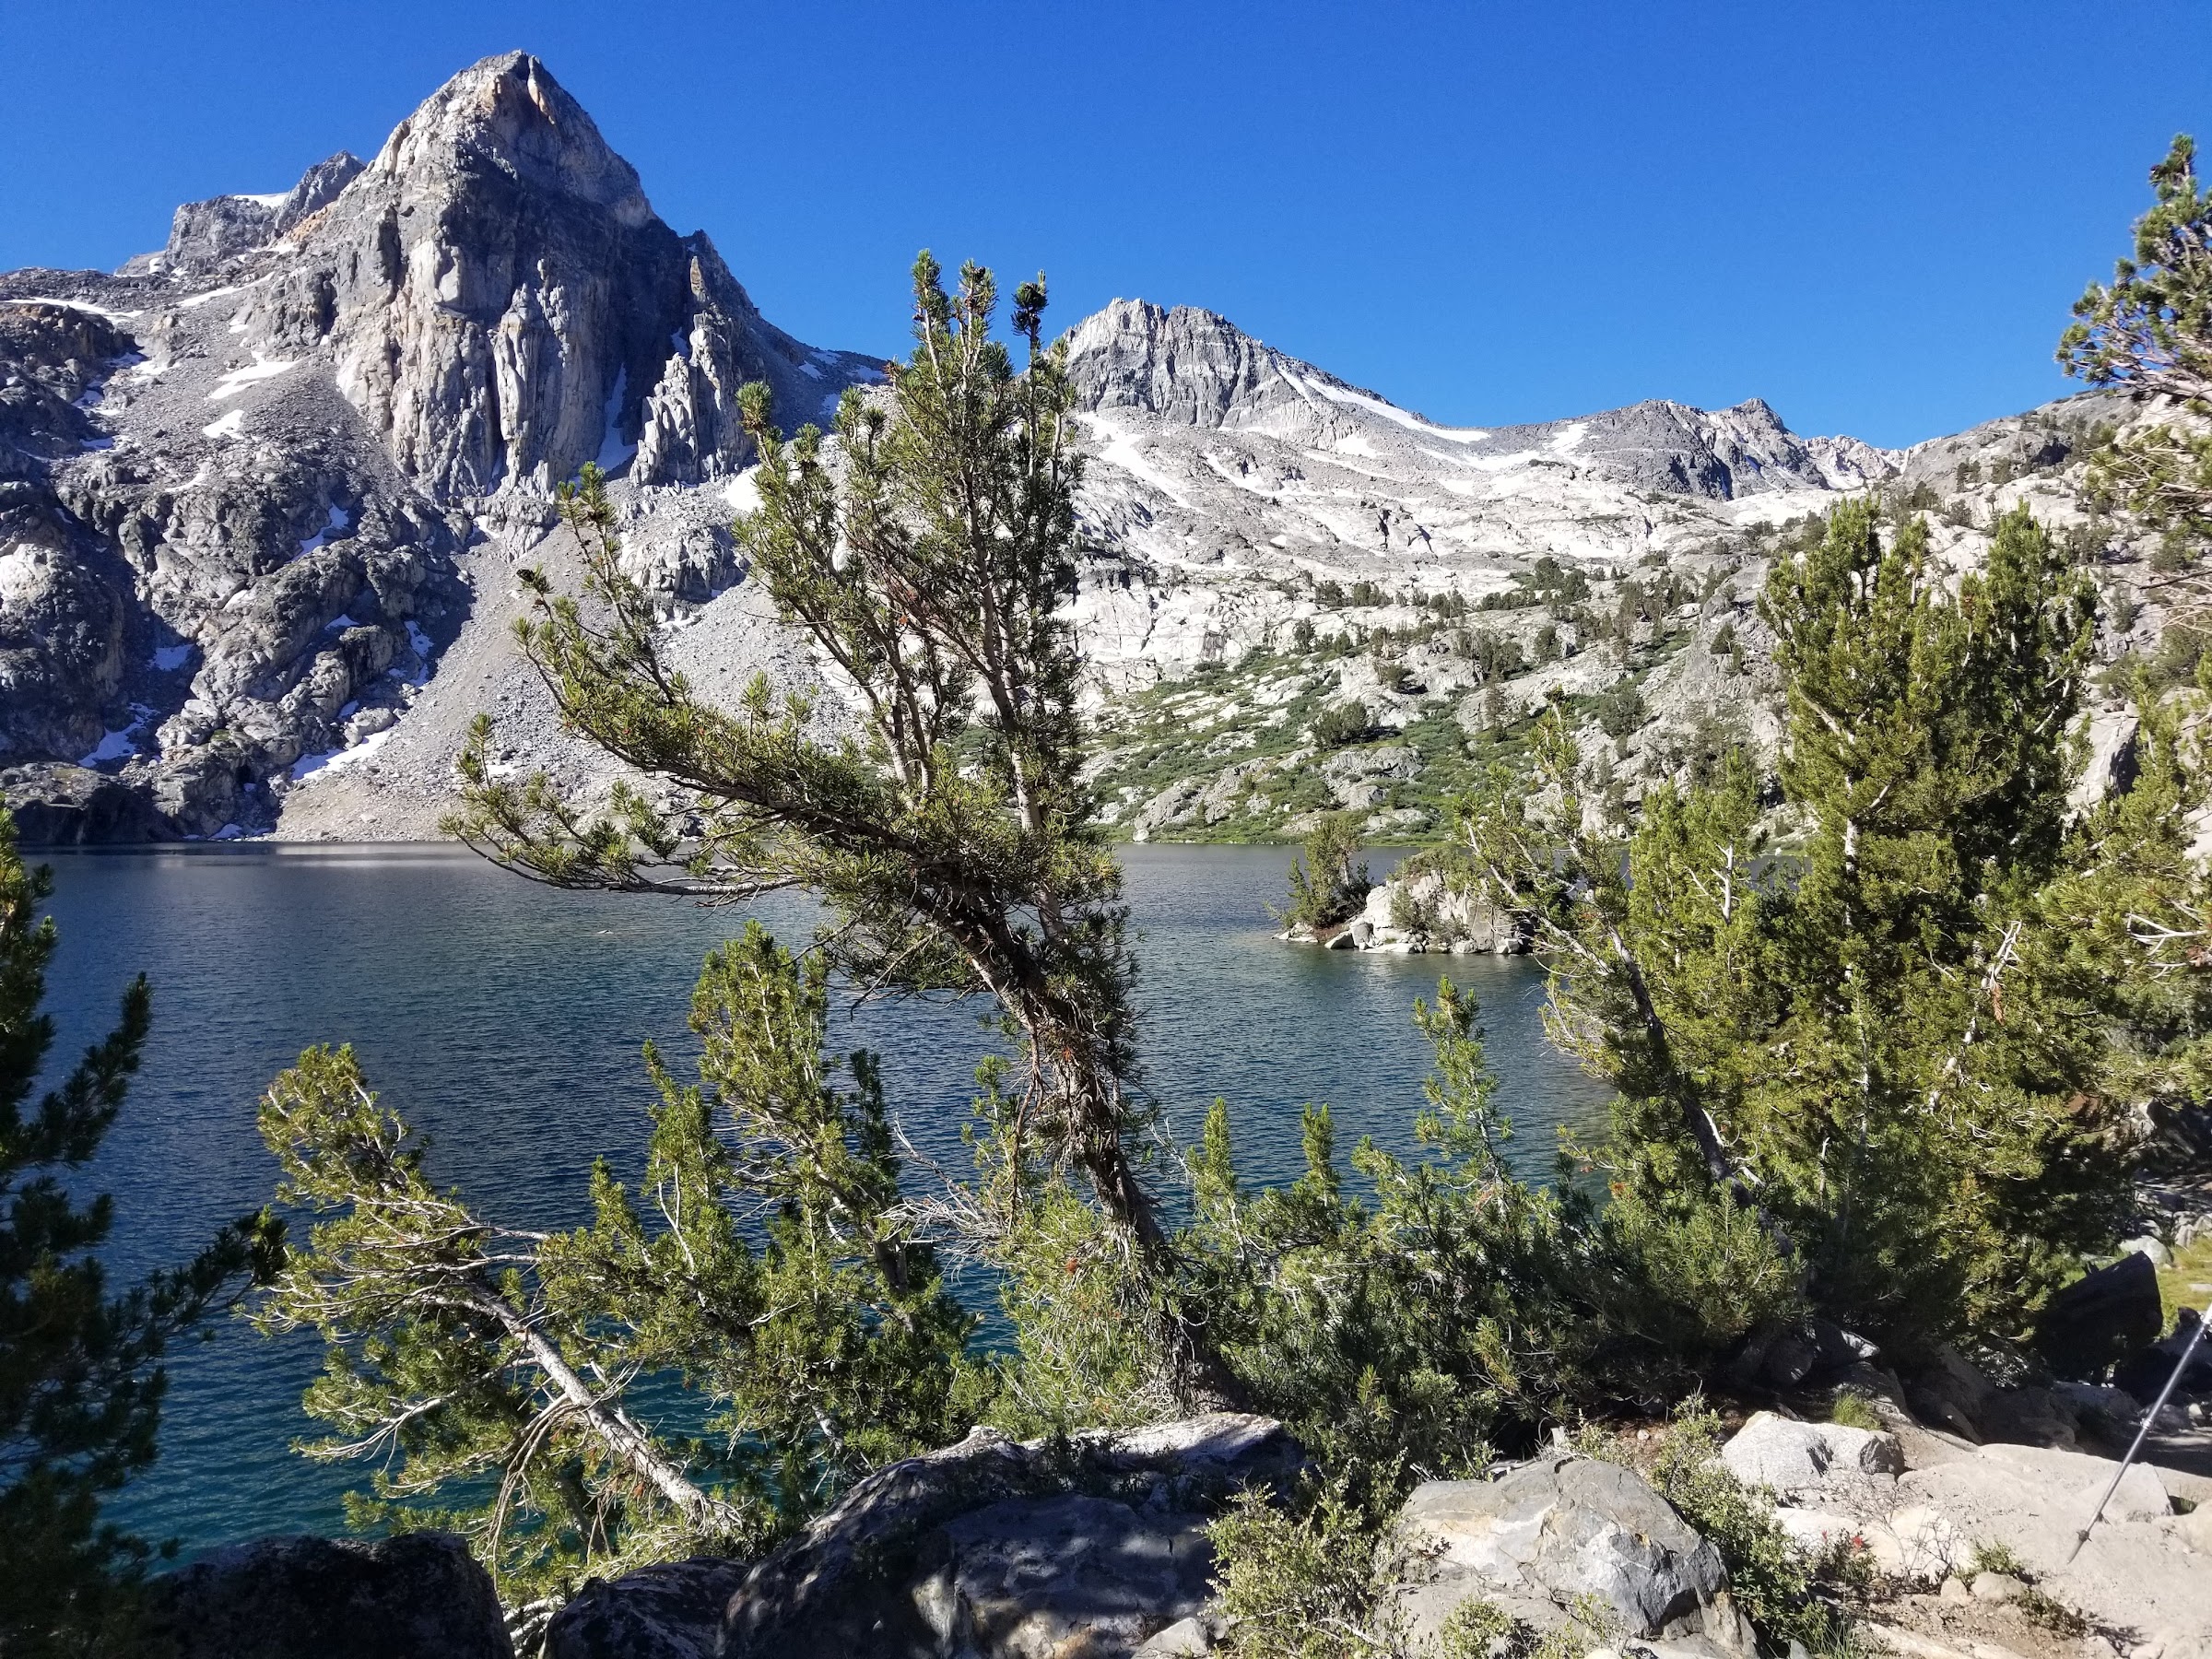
[365,52,653,227]
[0,50,890,839]
[192,51,880,499]
[1067,297,1391,436]
[147,150,364,274]
[1065,297,1896,501]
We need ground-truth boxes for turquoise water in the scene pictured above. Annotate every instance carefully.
[35,842,1611,1556]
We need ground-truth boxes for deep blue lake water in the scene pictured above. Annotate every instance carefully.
[35,842,1611,1558]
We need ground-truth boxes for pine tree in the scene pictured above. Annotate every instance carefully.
[0,813,281,1656]
[2060,135,2212,547]
[1277,813,1370,932]
[443,255,1241,1406]
[1455,501,2208,1345]
[254,923,978,1616]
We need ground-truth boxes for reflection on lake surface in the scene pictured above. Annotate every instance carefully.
[38,841,1610,1554]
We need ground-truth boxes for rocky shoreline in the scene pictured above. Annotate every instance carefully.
[139,1335,2212,1659]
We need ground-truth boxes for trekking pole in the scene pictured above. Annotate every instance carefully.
[2065,1305,2206,1564]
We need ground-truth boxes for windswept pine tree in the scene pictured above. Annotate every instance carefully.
[2061,134,2212,547]
[255,924,979,1614]
[442,255,1241,1406]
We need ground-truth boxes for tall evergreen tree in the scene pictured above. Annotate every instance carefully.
[2060,135,2212,546]
[0,813,281,1656]
[1456,502,2206,1344]
[445,255,1239,1405]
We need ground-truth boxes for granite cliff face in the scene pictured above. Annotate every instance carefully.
[0,52,877,840]
[0,55,2147,845]
[152,152,367,276]
[251,53,870,499]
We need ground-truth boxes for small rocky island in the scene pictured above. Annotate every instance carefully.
[1277,856,1532,953]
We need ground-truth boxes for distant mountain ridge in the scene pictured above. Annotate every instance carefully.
[0,53,2129,844]
[1065,298,1898,500]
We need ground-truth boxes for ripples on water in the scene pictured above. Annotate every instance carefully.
[37,842,1611,1555]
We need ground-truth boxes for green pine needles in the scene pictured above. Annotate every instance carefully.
[255,923,981,1608]
[2063,135,2212,549]
[1454,499,2210,1344]
[441,253,1238,1406]
[1277,812,1371,932]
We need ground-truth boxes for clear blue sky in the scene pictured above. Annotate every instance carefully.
[3,0,2205,447]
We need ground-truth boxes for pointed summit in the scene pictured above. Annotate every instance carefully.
[363,52,653,227]
[1066,299,1416,446]
[223,53,874,498]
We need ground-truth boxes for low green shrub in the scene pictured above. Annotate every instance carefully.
[1594,679,1648,737]
[1208,1473,1411,1659]
[1829,1389,1883,1431]
[1313,700,1372,747]
[1640,1410,1867,1658]
[1967,1540,2029,1578]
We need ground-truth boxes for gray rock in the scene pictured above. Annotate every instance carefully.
[1970,1571,2027,1604]
[1131,1614,1216,1656]
[135,1531,511,1659]
[1320,743,1420,785]
[1910,1345,1998,1438]
[1893,1444,2202,1636]
[544,1557,745,1659]
[1978,1385,2083,1452]
[920,1491,1213,1659]
[1393,1455,1754,1655]
[1759,1325,1820,1388]
[1720,1412,1902,1500]
[0,305,138,763]
[2121,1234,2171,1267]
[1831,1363,1976,1471]
[1350,865,1529,954]
[160,153,364,273]
[2052,1380,2141,1424]
[2036,1252,2164,1382]
[2,762,166,842]
[721,1413,1303,1659]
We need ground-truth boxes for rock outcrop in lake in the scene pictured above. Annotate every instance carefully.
[1278,860,1532,953]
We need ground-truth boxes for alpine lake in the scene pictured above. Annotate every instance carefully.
[39,842,1611,1558]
